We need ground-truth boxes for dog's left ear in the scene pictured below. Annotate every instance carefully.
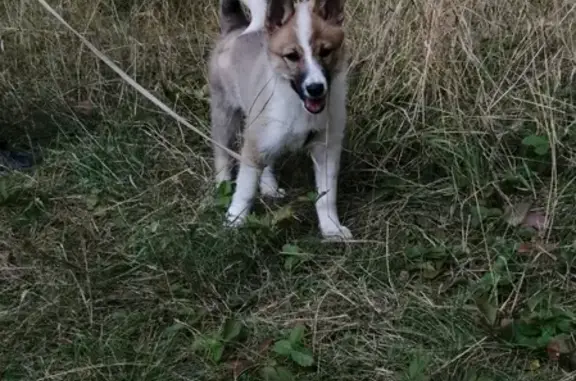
[311,0,345,25]
[266,0,295,33]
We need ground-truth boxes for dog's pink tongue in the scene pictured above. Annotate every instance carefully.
[305,99,324,113]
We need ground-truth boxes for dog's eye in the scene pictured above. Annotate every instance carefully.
[284,52,300,62]
[318,47,332,58]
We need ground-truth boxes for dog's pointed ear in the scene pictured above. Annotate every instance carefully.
[311,0,345,25]
[266,0,295,33]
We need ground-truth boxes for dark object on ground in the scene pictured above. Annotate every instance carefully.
[0,144,36,174]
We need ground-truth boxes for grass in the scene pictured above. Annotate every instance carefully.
[1,0,576,380]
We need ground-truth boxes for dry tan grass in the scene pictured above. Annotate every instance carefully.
[1,0,576,380]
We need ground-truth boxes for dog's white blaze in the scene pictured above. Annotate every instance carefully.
[295,2,326,92]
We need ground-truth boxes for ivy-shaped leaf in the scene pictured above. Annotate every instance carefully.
[273,340,293,356]
[290,347,314,367]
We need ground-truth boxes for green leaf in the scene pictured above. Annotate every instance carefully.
[215,195,231,208]
[281,244,300,255]
[289,324,306,345]
[534,144,549,156]
[222,318,243,342]
[427,246,450,260]
[85,192,100,210]
[260,367,279,381]
[413,261,442,279]
[556,318,573,333]
[306,191,318,202]
[191,336,210,350]
[260,366,278,380]
[284,255,299,271]
[282,245,312,271]
[493,255,509,272]
[522,134,548,148]
[408,359,420,377]
[521,134,550,156]
[260,366,295,381]
[245,213,271,228]
[217,180,233,197]
[211,342,224,363]
[163,322,186,335]
[472,206,502,222]
[215,180,234,208]
[515,321,542,337]
[273,339,293,356]
[407,353,430,381]
[406,245,426,259]
[277,367,296,381]
[272,205,294,225]
[536,330,555,348]
[290,347,314,367]
[476,297,498,326]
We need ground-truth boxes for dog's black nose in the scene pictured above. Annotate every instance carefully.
[305,83,325,98]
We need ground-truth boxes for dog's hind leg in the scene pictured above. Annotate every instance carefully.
[259,165,285,198]
[211,100,242,185]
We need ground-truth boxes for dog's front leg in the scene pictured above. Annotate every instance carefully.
[309,72,352,241]
[310,133,352,240]
[226,143,262,226]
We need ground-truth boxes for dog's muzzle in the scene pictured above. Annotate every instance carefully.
[290,70,331,114]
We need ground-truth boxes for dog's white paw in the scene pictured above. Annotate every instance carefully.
[261,186,286,199]
[321,225,353,241]
[224,203,250,228]
[224,212,247,228]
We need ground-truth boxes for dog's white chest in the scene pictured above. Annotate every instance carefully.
[283,112,321,150]
[257,95,326,160]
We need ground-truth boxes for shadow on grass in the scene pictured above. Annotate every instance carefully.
[0,98,101,151]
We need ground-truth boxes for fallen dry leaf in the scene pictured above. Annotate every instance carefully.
[504,201,532,227]
[504,200,548,231]
[517,243,532,254]
[547,340,561,361]
[258,338,274,354]
[500,317,514,329]
[517,241,557,255]
[521,211,547,231]
[74,100,96,116]
[547,337,573,362]
[225,338,274,379]
[227,359,252,379]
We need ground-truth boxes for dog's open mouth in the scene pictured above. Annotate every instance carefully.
[303,97,326,114]
[290,80,328,114]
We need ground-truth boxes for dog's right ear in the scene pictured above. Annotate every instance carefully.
[266,0,295,33]
[311,0,345,25]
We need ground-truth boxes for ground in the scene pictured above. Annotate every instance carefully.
[1,0,576,380]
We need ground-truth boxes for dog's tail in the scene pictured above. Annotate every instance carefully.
[220,0,268,35]
[240,0,267,35]
[220,0,249,34]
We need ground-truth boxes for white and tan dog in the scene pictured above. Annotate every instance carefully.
[208,0,352,240]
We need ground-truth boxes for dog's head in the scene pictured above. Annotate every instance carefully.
[265,0,346,114]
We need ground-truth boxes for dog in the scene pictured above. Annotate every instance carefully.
[208,0,352,241]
